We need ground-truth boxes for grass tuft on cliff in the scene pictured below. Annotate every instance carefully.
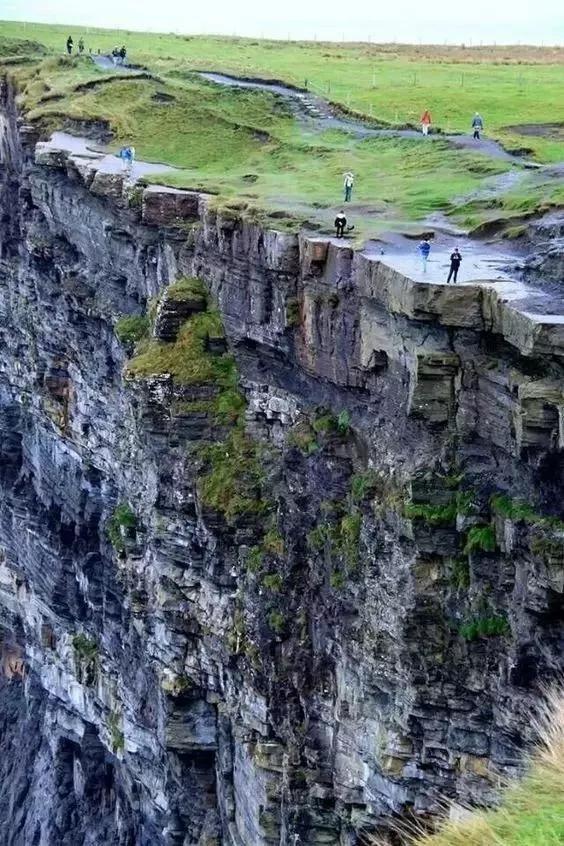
[387,688,564,846]
[127,310,234,386]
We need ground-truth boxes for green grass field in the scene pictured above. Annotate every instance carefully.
[3,20,564,161]
[2,21,564,238]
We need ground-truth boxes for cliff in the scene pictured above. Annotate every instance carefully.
[0,76,563,846]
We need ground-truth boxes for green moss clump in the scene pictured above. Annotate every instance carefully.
[330,570,345,589]
[464,524,497,554]
[530,533,564,565]
[198,429,268,522]
[491,493,564,532]
[338,511,362,569]
[312,408,350,436]
[405,501,457,525]
[491,493,540,523]
[459,615,510,641]
[307,506,362,572]
[213,388,246,424]
[268,610,286,634]
[115,315,150,345]
[262,573,283,592]
[72,633,98,686]
[351,471,378,502]
[288,422,319,455]
[306,523,331,551]
[72,633,98,660]
[166,276,207,305]
[448,557,471,590]
[108,711,125,754]
[127,309,235,386]
[263,527,284,557]
[107,503,137,554]
[245,545,264,573]
[286,297,301,327]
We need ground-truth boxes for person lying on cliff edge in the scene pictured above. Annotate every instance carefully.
[421,109,432,136]
[418,237,431,273]
[66,36,73,55]
[343,171,354,202]
[447,247,462,283]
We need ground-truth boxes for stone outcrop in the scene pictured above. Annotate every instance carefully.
[0,76,563,846]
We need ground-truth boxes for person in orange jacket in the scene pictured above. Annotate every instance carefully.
[421,109,432,136]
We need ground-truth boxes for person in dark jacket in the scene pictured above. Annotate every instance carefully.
[447,248,462,283]
[66,36,73,55]
[472,112,484,140]
[335,211,347,238]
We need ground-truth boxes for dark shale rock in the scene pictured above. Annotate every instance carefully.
[0,74,563,846]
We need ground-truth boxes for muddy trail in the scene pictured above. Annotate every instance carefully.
[199,71,535,165]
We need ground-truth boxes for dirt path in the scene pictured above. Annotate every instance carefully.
[43,131,175,181]
[199,72,531,164]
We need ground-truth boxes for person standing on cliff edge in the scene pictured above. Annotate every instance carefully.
[447,247,462,283]
[66,36,73,55]
[418,237,431,273]
[335,211,347,238]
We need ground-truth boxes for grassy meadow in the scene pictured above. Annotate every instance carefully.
[1,21,564,236]
[3,20,564,161]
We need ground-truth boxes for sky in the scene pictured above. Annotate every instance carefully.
[2,0,564,45]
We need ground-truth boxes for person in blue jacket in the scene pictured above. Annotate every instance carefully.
[418,238,431,273]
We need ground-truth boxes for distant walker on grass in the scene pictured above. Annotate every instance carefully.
[78,38,85,54]
[472,112,484,140]
[120,46,127,65]
[343,171,354,202]
[421,109,432,136]
[335,211,347,238]
[418,237,431,273]
[447,247,462,283]
[66,36,73,55]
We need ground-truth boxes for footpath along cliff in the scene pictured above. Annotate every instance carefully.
[1,74,564,845]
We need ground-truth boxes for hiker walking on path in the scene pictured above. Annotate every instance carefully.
[119,46,127,65]
[343,171,354,202]
[447,248,462,283]
[66,36,73,55]
[78,38,84,54]
[335,211,347,238]
[420,109,432,136]
[119,145,135,176]
[418,238,431,273]
[472,112,484,140]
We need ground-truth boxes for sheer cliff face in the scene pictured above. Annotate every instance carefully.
[0,79,564,846]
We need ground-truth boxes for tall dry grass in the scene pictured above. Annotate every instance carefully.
[365,686,564,846]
